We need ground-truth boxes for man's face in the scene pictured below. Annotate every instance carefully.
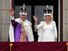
[20,15,27,21]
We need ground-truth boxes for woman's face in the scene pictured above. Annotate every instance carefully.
[44,15,51,22]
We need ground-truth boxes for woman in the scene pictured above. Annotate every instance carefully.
[33,13,57,42]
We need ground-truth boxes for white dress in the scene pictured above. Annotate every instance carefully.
[35,21,57,42]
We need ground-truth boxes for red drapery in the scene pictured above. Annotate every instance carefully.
[0,42,67,51]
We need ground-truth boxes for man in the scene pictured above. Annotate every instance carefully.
[9,7,34,42]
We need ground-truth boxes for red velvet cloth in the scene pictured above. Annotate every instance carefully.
[0,42,67,51]
[0,42,9,51]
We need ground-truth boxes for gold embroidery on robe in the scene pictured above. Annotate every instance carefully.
[20,23,27,42]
